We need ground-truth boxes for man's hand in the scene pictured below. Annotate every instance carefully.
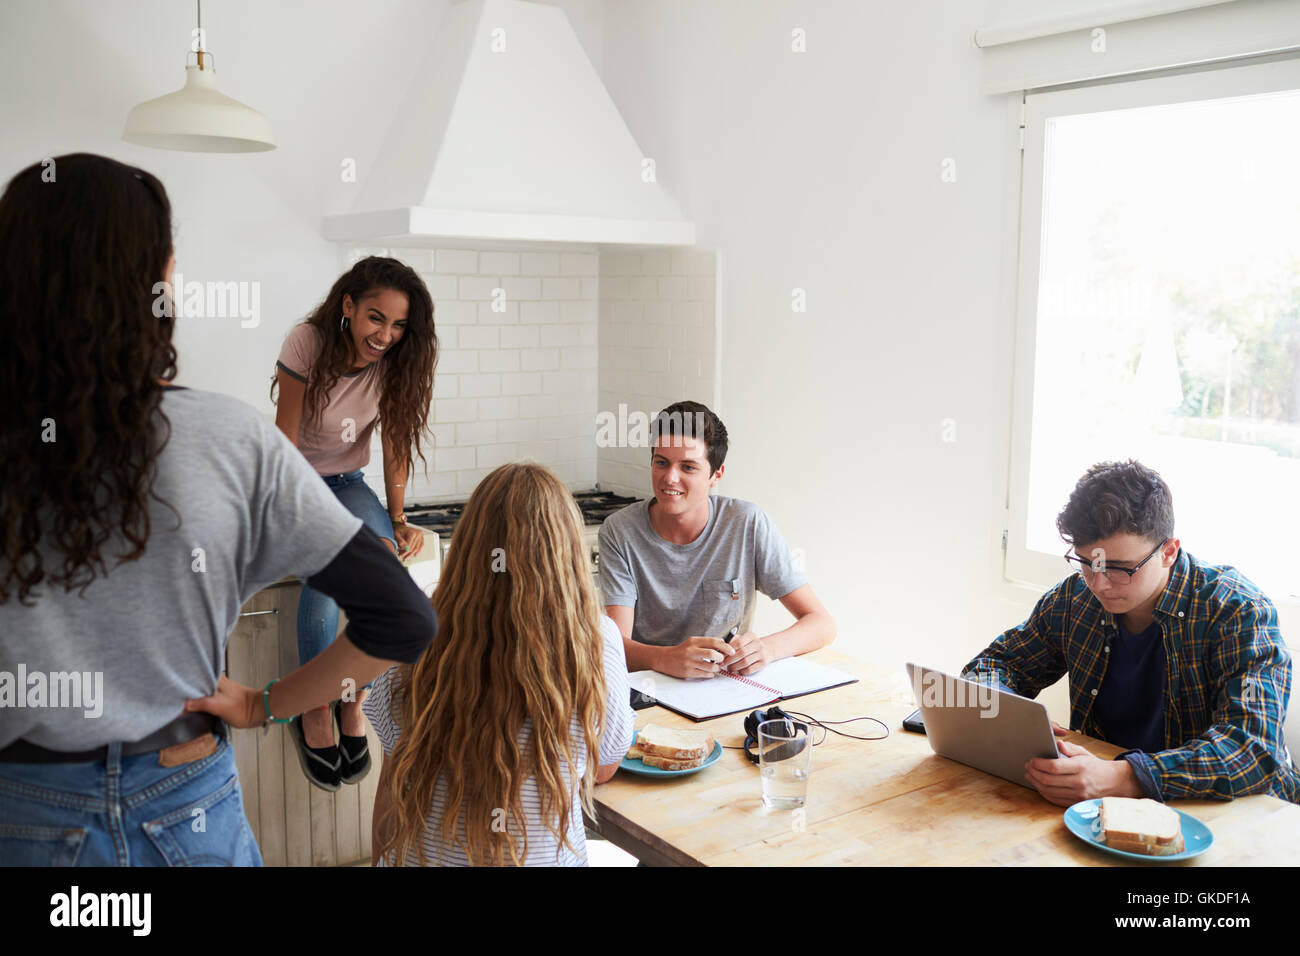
[185,675,264,729]
[656,636,737,679]
[1024,740,1144,806]
[1050,721,1069,737]
[721,631,770,676]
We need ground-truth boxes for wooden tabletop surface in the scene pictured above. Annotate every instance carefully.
[588,649,1300,866]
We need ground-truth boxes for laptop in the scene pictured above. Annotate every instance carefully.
[904,663,1060,789]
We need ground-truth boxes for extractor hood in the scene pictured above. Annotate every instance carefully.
[323,0,694,247]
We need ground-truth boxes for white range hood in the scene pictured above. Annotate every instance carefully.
[324,0,694,247]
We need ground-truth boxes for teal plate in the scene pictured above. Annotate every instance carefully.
[1064,799,1213,862]
[619,729,723,777]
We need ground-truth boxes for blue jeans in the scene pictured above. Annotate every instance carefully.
[298,470,397,671]
[0,721,261,866]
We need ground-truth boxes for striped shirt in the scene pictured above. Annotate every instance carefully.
[362,615,635,865]
[963,549,1298,803]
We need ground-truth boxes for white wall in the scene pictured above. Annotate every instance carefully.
[0,0,608,490]
[599,0,1048,697]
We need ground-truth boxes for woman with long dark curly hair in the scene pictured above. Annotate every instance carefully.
[0,153,435,866]
[271,257,437,790]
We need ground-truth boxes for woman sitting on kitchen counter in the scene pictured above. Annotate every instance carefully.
[0,153,436,866]
[271,257,438,791]
[364,462,635,866]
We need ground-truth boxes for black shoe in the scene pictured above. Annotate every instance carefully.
[290,713,342,792]
[334,700,372,785]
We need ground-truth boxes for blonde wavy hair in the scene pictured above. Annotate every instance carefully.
[376,463,608,866]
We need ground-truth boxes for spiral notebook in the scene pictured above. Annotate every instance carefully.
[626,657,858,721]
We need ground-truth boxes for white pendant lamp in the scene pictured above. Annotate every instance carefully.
[122,0,275,153]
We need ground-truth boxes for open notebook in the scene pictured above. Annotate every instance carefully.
[627,657,858,721]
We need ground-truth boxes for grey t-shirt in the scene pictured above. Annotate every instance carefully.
[598,496,807,647]
[0,387,362,750]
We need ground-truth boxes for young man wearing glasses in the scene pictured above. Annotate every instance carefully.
[963,460,1296,806]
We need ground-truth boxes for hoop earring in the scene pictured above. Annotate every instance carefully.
[340,313,349,330]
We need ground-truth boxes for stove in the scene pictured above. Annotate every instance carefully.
[403,489,642,580]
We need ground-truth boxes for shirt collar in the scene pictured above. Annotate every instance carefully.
[1153,547,1192,619]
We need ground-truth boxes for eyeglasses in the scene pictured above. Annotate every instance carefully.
[1064,539,1166,584]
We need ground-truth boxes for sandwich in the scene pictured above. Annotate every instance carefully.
[1098,796,1184,855]
[627,724,715,770]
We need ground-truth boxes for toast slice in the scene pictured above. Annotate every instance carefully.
[639,752,705,771]
[635,724,715,761]
[1099,797,1184,855]
[626,740,647,760]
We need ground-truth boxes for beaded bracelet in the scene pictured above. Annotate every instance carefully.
[263,679,292,725]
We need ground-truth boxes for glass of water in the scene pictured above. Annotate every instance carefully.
[758,718,812,810]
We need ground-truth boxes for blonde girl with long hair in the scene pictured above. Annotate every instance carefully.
[363,463,634,865]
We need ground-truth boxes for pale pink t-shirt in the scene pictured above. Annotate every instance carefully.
[276,324,382,476]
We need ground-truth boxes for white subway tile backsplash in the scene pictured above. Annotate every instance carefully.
[517,439,558,461]
[540,324,582,347]
[502,276,542,300]
[502,371,542,395]
[559,392,592,416]
[433,376,457,399]
[479,251,520,275]
[688,276,715,301]
[477,443,518,469]
[659,276,688,300]
[438,445,476,471]
[628,276,658,299]
[436,399,478,423]
[521,348,559,371]
[521,301,560,324]
[561,252,597,275]
[477,396,519,420]
[518,394,560,418]
[561,300,596,324]
[458,276,500,300]
[456,468,490,495]
[500,326,540,349]
[457,421,497,445]
[521,252,559,275]
[671,249,715,276]
[437,327,456,349]
[478,301,519,324]
[479,349,520,373]
[605,253,640,276]
[601,276,630,299]
[458,374,501,398]
[581,277,599,299]
[542,277,582,300]
[609,301,643,323]
[436,300,478,325]
[640,252,670,275]
[457,326,500,349]
[422,273,459,300]
[562,347,597,369]
[436,250,477,273]
[497,418,539,443]
[437,349,478,374]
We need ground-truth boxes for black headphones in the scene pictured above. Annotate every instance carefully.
[743,707,806,765]
[741,706,889,764]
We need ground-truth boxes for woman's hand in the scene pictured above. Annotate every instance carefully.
[185,675,266,729]
[393,523,424,561]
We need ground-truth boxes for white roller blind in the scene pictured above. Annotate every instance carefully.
[977,0,1300,92]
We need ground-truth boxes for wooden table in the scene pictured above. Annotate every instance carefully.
[587,650,1300,866]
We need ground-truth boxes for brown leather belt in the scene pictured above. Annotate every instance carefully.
[0,712,218,764]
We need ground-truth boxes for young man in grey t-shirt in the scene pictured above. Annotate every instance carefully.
[599,401,836,679]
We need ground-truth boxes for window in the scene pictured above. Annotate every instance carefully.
[1007,57,1300,608]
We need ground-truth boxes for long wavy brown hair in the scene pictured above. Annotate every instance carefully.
[0,153,177,605]
[377,464,608,866]
[270,257,437,474]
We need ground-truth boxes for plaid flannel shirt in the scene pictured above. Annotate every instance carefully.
[963,549,1297,803]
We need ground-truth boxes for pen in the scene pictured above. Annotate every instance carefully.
[724,626,739,644]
